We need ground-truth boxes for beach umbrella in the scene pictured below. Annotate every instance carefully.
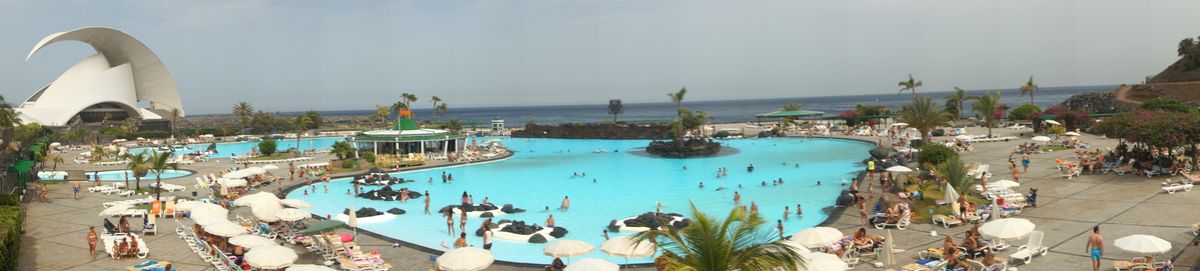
[881,230,896,267]
[245,245,299,269]
[885,166,913,173]
[891,123,908,127]
[280,199,312,209]
[943,183,960,205]
[348,203,358,237]
[1043,120,1061,125]
[789,227,844,248]
[287,264,338,271]
[990,180,1020,189]
[797,252,848,271]
[1031,136,1052,142]
[954,135,972,140]
[223,171,251,179]
[219,178,247,188]
[979,218,1035,240]
[600,236,656,258]
[190,203,230,226]
[244,167,267,175]
[261,165,280,171]
[544,239,595,260]
[1064,132,1081,136]
[235,191,279,207]
[99,205,132,216]
[565,258,619,271]
[204,221,247,237]
[779,240,812,254]
[1115,235,1172,255]
[252,201,284,222]
[437,247,494,271]
[229,235,276,248]
[275,208,310,222]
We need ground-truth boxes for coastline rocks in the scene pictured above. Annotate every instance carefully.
[528,234,548,244]
[511,123,671,140]
[500,221,544,235]
[386,208,406,215]
[353,173,412,186]
[549,227,568,238]
[616,212,690,231]
[357,186,423,201]
[1061,92,1127,112]
[868,147,894,160]
[342,207,385,218]
[500,204,526,213]
[480,212,494,218]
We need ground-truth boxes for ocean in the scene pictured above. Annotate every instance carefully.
[310,85,1113,125]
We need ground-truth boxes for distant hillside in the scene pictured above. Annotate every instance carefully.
[1147,58,1200,83]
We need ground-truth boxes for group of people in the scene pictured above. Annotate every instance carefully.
[937,224,1006,271]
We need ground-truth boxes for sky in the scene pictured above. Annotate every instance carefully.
[0,1,1198,115]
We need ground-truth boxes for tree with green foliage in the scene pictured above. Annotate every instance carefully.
[361,151,377,163]
[918,144,959,168]
[303,110,323,130]
[779,102,804,131]
[1139,98,1195,113]
[898,74,922,100]
[0,95,20,147]
[1008,104,1042,121]
[148,151,178,201]
[331,141,356,160]
[1095,109,1200,149]
[168,108,182,138]
[1019,76,1039,105]
[667,87,689,139]
[608,99,624,123]
[293,115,312,152]
[259,139,278,156]
[945,87,977,120]
[939,158,974,195]
[632,202,804,271]
[430,95,442,117]
[446,119,464,134]
[900,96,949,143]
[232,102,253,134]
[436,103,448,121]
[125,151,150,190]
[1178,37,1200,70]
[972,91,1002,137]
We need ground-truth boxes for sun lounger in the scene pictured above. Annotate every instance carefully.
[1163,183,1194,194]
[1008,230,1047,265]
[932,215,962,228]
[874,211,912,230]
[90,185,116,193]
[1060,166,1081,179]
[120,190,136,197]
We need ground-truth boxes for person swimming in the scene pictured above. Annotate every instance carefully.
[698,182,704,189]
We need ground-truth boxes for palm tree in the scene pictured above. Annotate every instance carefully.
[939,158,974,193]
[400,93,418,118]
[436,103,448,121]
[898,74,923,99]
[294,115,313,153]
[168,108,182,138]
[0,95,20,146]
[632,202,804,271]
[125,151,150,190]
[430,96,442,118]
[147,151,178,201]
[374,105,390,128]
[972,91,1002,137]
[1019,76,1038,105]
[899,96,950,143]
[445,119,464,134]
[232,102,253,133]
[49,154,63,171]
[667,87,688,139]
[945,87,977,120]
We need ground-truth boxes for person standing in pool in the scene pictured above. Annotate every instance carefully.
[546,214,556,228]
[783,206,790,221]
[424,191,431,214]
[750,201,758,214]
[445,210,455,236]
[560,196,571,211]
[796,204,803,216]
[459,210,468,233]
[733,192,741,205]
[461,192,470,207]
[776,220,785,240]
[601,229,609,240]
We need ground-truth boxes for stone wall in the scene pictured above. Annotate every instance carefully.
[511,123,671,139]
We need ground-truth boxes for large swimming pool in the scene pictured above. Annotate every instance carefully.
[286,137,871,264]
[132,137,344,158]
[38,169,194,181]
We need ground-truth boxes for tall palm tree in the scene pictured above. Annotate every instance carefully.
[436,103,448,121]
[898,74,923,100]
[0,95,20,146]
[632,202,804,271]
[430,96,442,118]
[148,151,178,201]
[168,108,182,138]
[940,158,974,193]
[49,154,64,171]
[375,105,390,128]
[780,102,804,131]
[1019,76,1038,105]
[899,96,950,143]
[125,151,150,190]
[668,87,688,139]
[400,93,418,118]
[233,102,253,133]
[945,87,977,120]
[972,91,1002,137]
[294,115,313,153]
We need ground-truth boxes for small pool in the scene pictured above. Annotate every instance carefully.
[39,169,194,181]
[131,137,344,158]
[288,137,872,264]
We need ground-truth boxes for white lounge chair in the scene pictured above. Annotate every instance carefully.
[89,185,115,193]
[873,210,911,230]
[1163,183,1194,194]
[1008,230,1048,264]
[1060,166,1081,179]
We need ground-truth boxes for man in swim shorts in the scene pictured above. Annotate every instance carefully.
[1086,226,1103,271]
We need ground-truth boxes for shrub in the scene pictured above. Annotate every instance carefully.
[340,159,356,169]
[917,144,959,166]
[258,139,278,156]
[361,152,376,163]
[1139,98,1195,113]
[1045,125,1066,135]
[0,205,23,269]
[0,195,18,207]
[1009,104,1042,121]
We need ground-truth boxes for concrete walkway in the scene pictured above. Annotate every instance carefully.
[18,128,1200,270]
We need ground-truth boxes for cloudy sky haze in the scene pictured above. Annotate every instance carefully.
[0,1,1197,114]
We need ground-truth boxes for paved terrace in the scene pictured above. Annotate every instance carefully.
[18,128,1200,270]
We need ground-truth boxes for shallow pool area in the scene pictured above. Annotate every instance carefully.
[132,137,344,158]
[286,137,871,264]
[39,169,194,181]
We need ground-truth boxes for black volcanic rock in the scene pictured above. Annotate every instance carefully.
[528,234,547,243]
[386,208,406,215]
[646,139,721,158]
[549,227,568,238]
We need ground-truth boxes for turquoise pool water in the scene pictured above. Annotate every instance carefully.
[38,169,194,181]
[286,137,871,264]
[131,137,344,158]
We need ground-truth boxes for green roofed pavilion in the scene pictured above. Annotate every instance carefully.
[352,116,468,157]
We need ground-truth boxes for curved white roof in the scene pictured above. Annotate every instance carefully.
[17,26,183,126]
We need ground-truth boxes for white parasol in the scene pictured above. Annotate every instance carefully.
[989,180,1020,189]
[797,252,849,271]
[543,239,595,260]
[1064,132,1081,136]
[229,234,276,248]
[1114,234,1172,255]
[280,199,312,209]
[1031,136,1052,142]
[203,221,247,237]
[1043,120,1061,125]
[789,227,844,248]
[437,247,494,271]
[565,258,618,271]
[275,208,310,222]
[245,245,299,269]
[979,218,1036,240]
[600,236,656,260]
[885,166,913,173]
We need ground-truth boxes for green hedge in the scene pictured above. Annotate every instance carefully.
[0,200,23,270]
[917,144,959,167]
